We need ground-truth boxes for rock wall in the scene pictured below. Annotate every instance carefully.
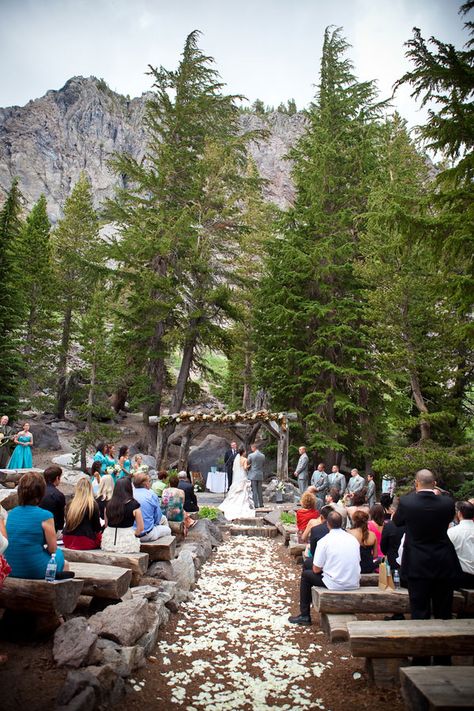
[0,76,306,221]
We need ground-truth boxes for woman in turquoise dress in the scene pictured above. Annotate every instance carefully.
[117,445,132,479]
[5,472,66,579]
[7,422,33,469]
[93,442,108,475]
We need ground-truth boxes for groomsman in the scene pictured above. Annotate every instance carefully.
[224,441,238,491]
[328,464,346,497]
[311,463,328,508]
[294,446,309,494]
[366,473,376,507]
[346,468,366,498]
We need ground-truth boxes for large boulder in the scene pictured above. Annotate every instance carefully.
[91,639,145,678]
[170,549,196,591]
[57,664,124,710]
[52,453,93,470]
[53,617,98,668]
[28,421,61,450]
[264,478,300,503]
[0,487,18,510]
[186,518,223,547]
[88,598,152,646]
[188,434,229,478]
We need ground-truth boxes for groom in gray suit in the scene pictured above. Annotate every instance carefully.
[247,443,265,509]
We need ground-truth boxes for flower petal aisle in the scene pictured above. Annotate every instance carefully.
[122,536,404,711]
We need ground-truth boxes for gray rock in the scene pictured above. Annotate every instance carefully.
[130,585,163,602]
[186,518,223,547]
[52,453,93,470]
[91,643,145,678]
[179,540,212,570]
[53,617,98,668]
[264,478,300,503]
[136,600,170,656]
[188,434,228,480]
[28,421,61,450]
[170,549,196,591]
[146,561,175,581]
[88,598,152,646]
[84,664,125,707]
[50,420,78,432]
[0,487,18,510]
[56,669,101,708]
[56,686,97,711]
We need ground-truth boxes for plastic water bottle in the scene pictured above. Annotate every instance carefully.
[393,570,400,590]
[45,554,57,583]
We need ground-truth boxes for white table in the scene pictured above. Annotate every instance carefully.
[206,470,227,493]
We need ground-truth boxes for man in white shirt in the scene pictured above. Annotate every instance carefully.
[448,501,474,589]
[288,510,360,625]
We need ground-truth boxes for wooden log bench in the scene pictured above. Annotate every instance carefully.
[0,577,84,633]
[459,588,474,616]
[140,535,177,562]
[348,619,474,689]
[400,666,474,710]
[63,549,149,586]
[312,587,465,615]
[68,562,132,599]
[360,573,379,587]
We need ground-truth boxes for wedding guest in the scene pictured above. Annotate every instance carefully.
[305,505,332,559]
[366,473,376,507]
[101,477,144,553]
[162,474,194,534]
[381,498,405,572]
[288,511,360,625]
[152,471,168,499]
[5,472,67,578]
[380,492,393,521]
[296,492,319,535]
[90,460,102,495]
[0,415,14,469]
[96,474,115,519]
[448,501,474,589]
[368,504,385,557]
[7,422,34,470]
[63,478,102,550]
[346,490,369,527]
[325,487,348,529]
[348,510,378,573]
[133,472,171,541]
[327,464,346,497]
[93,442,108,475]
[39,465,66,531]
[117,445,131,478]
[178,470,199,513]
[0,505,10,665]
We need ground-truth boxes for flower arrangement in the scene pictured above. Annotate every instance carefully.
[157,408,288,431]
[276,480,286,493]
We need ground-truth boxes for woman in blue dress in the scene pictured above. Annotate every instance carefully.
[117,445,132,479]
[93,442,108,475]
[7,422,33,469]
[5,472,66,579]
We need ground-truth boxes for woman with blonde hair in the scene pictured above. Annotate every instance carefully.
[96,474,115,519]
[63,478,102,550]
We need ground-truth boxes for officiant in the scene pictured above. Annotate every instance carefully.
[224,440,238,491]
[0,416,14,469]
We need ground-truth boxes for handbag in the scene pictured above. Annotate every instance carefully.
[378,558,395,591]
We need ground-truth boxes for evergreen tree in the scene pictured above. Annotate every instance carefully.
[0,179,24,415]
[255,28,382,467]
[52,174,100,419]
[19,194,55,398]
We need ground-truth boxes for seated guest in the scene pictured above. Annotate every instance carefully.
[152,470,168,499]
[90,460,102,495]
[133,472,172,541]
[346,490,370,527]
[348,510,378,573]
[162,474,194,534]
[39,465,66,531]
[380,492,393,522]
[177,471,199,513]
[381,497,405,572]
[96,474,114,519]
[5,472,66,579]
[63,478,102,550]
[117,445,131,479]
[288,511,360,625]
[368,503,385,557]
[302,505,332,564]
[296,492,319,536]
[0,506,7,555]
[448,501,474,589]
[325,487,348,529]
[93,442,108,475]
[102,477,144,553]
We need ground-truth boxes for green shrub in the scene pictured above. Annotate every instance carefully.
[280,512,296,525]
[198,506,219,520]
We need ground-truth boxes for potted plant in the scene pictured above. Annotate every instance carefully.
[275,480,285,503]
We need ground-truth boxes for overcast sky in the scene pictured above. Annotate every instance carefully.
[0,0,469,125]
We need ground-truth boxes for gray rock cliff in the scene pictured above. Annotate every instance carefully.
[0,76,306,220]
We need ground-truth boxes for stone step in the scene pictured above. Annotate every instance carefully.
[229,524,279,538]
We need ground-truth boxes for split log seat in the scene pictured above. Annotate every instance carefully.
[360,574,379,587]
[400,666,474,710]
[63,549,149,586]
[320,613,357,642]
[0,577,84,616]
[67,562,132,599]
[311,587,465,615]
[288,539,306,557]
[348,619,474,689]
[140,535,177,561]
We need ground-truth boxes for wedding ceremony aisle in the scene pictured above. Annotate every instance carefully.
[119,535,403,711]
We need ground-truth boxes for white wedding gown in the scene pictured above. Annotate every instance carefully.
[219,454,255,521]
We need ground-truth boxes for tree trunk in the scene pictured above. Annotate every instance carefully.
[401,302,431,441]
[242,346,253,410]
[56,303,72,419]
[359,385,375,474]
[81,358,96,471]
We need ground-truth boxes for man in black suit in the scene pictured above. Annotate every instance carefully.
[224,440,238,491]
[177,471,199,512]
[393,469,461,664]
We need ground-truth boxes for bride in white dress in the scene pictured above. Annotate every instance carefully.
[219,446,255,521]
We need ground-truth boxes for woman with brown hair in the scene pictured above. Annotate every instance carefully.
[348,510,378,573]
[5,472,67,578]
[63,478,102,550]
[368,503,386,557]
[101,477,144,553]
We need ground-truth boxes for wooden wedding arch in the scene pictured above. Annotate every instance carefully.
[154,409,297,479]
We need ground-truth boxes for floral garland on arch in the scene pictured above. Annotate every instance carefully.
[157,409,288,432]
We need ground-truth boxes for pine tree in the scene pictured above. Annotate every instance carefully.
[52,174,100,419]
[255,28,382,467]
[19,194,55,398]
[0,179,24,415]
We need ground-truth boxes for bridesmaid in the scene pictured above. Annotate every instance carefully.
[93,442,108,475]
[117,446,131,479]
[7,423,33,469]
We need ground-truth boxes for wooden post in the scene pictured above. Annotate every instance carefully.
[277,424,289,480]
[155,424,164,469]
[178,426,193,471]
